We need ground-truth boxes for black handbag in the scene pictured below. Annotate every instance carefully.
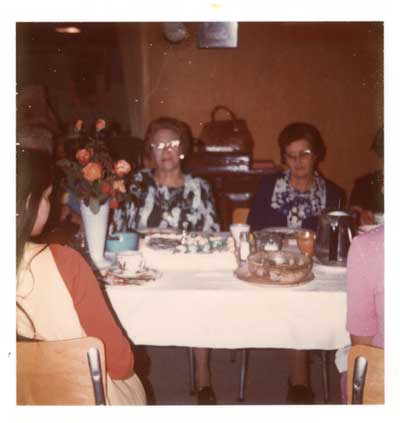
[199,106,253,154]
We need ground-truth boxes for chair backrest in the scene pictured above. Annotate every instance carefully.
[17,336,107,405]
[347,344,384,404]
[232,207,250,224]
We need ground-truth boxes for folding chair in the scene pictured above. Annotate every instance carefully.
[17,336,107,405]
[347,344,384,404]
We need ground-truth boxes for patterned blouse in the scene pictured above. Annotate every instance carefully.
[110,169,220,233]
[270,170,327,228]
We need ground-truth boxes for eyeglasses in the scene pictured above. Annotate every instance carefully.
[151,139,181,152]
[284,149,313,161]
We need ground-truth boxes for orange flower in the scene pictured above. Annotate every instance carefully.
[112,180,127,194]
[101,181,112,194]
[75,148,92,165]
[110,197,119,209]
[113,160,131,177]
[82,162,102,182]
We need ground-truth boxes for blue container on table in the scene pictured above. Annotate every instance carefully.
[106,232,139,253]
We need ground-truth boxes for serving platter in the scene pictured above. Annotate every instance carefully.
[144,232,231,253]
[146,236,182,250]
[234,266,314,287]
[99,267,161,286]
[234,250,314,287]
[137,227,179,236]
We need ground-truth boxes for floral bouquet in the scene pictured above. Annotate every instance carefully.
[57,139,133,214]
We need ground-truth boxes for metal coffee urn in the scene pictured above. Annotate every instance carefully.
[315,209,357,266]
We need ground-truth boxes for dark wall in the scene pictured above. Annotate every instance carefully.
[132,22,383,196]
[16,22,131,133]
[16,22,384,198]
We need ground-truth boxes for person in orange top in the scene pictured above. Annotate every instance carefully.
[16,144,146,405]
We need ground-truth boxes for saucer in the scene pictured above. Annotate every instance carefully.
[109,266,147,279]
[100,266,162,286]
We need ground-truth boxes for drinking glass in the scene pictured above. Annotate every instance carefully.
[230,223,250,248]
[295,229,316,257]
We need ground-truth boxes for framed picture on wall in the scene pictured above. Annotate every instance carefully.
[198,22,238,48]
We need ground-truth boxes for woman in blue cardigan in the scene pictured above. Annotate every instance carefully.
[248,122,345,231]
[248,122,345,404]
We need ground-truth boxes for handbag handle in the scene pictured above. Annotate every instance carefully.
[211,105,239,123]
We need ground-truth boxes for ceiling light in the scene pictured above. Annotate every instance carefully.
[55,26,81,34]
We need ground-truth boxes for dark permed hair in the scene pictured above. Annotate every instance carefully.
[278,122,326,165]
[143,116,192,157]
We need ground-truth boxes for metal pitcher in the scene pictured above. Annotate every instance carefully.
[315,209,357,266]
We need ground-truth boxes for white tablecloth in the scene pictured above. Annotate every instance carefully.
[105,254,350,351]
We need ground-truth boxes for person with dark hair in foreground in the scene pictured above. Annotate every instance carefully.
[16,146,146,405]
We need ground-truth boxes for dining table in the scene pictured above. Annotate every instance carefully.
[102,238,351,352]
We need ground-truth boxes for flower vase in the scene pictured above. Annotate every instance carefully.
[80,200,111,269]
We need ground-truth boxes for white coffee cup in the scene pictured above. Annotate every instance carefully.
[230,223,250,246]
[117,251,144,275]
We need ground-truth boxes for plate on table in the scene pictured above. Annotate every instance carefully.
[146,235,182,250]
[99,266,162,286]
[234,266,314,288]
[145,232,231,253]
[234,252,314,287]
[138,227,179,236]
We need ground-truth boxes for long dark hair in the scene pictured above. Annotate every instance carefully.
[16,147,53,270]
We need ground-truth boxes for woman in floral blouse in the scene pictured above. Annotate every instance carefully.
[111,117,219,405]
[248,122,345,404]
[110,118,219,233]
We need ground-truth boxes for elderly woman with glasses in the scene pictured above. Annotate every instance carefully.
[248,122,345,404]
[110,116,219,405]
[111,116,219,233]
[248,122,345,232]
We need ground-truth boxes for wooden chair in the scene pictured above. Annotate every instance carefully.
[347,345,384,404]
[232,207,250,226]
[17,336,107,405]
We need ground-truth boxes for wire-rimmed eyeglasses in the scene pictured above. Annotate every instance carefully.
[151,139,181,152]
[284,149,313,161]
